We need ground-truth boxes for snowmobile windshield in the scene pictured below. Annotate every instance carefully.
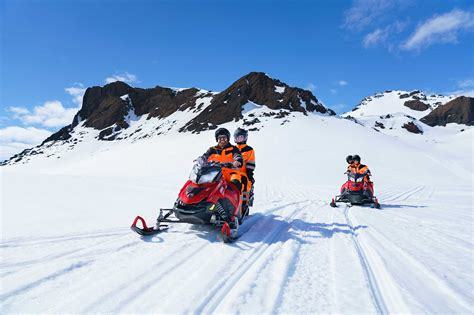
[189,164,221,184]
[348,172,364,183]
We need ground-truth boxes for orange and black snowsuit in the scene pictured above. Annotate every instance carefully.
[236,143,256,192]
[200,143,245,191]
[347,163,371,182]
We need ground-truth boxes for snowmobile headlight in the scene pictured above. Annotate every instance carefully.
[198,170,219,184]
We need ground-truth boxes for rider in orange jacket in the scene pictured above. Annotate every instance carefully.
[347,154,371,181]
[198,128,244,192]
[234,128,255,216]
[346,154,374,198]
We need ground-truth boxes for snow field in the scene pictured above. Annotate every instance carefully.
[1,112,473,313]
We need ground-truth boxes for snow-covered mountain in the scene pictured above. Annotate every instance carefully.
[342,90,473,138]
[3,72,474,167]
[1,72,334,166]
[1,74,473,313]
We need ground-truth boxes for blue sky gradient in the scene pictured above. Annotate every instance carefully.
[1,0,473,132]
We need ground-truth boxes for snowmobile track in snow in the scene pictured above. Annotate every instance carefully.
[0,230,133,273]
[354,212,473,312]
[193,200,314,314]
[342,206,388,314]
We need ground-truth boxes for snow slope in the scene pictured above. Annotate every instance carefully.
[1,111,473,313]
[342,90,461,138]
[345,90,453,119]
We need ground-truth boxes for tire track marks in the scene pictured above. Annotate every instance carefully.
[193,200,314,314]
[342,206,389,314]
[355,215,473,312]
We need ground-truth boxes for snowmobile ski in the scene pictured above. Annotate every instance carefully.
[130,215,168,236]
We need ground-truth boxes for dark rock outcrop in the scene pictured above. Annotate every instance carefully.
[75,81,134,127]
[131,87,201,118]
[404,100,430,111]
[402,121,423,134]
[420,96,474,126]
[83,95,129,130]
[375,121,385,129]
[181,72,334,132]
[42,125,73,144]
[73,81,202,131]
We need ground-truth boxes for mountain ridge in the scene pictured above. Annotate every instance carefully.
[2,77,472,166]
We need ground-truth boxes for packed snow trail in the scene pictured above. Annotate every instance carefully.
[2,183,472,313]
[1,115,472,313]
[342,205,391,314]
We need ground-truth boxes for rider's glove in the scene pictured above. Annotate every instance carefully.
[194,157,206,165]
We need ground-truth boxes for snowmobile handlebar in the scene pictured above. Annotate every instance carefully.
[206,161,239,169]
[194,160,239,169]
[345,170,371,176]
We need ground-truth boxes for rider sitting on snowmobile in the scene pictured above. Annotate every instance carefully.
[347,155,371,180]
[234,127,255,217]
[347,154,373,197]
[346,155,354,170]
[197,127,245,192]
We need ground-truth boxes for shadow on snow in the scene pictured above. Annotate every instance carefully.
[379,204,427,209]
[179,212,367,246]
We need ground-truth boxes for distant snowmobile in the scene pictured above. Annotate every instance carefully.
[131,161,245,242]
[330,172,381,208]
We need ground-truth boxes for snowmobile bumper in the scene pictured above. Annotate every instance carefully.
[341,192,370,205]
[332,191,379,207]
[173,201,215,224]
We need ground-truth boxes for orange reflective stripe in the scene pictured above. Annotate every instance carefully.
[237,144,256,171]
[207,145,236,164]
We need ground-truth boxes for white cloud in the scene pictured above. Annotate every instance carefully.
[0,126,52,161]
[338,80,348,86]
[449,89,474,97]
[363,21,407,48]
[457,79,474,89]
[330,89,337,94]
[65,83,86,106]
[343,0,399,30]
[363,28,390,47]
[402,9,474,50]
[8,101,78,128]
[305,83,316,92]
[448,78,474,97]
[455,90,474,97]
[0,126,52,143]
[105,72,138,84]
[8,106,30,115]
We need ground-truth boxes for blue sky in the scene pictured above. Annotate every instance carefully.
[1,0,473,158]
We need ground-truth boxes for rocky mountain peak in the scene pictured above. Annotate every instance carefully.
[180,72,334,132]
[420,96,474,126]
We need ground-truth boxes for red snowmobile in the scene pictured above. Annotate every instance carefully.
[131,161,244,242]
[330,172,381,208]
